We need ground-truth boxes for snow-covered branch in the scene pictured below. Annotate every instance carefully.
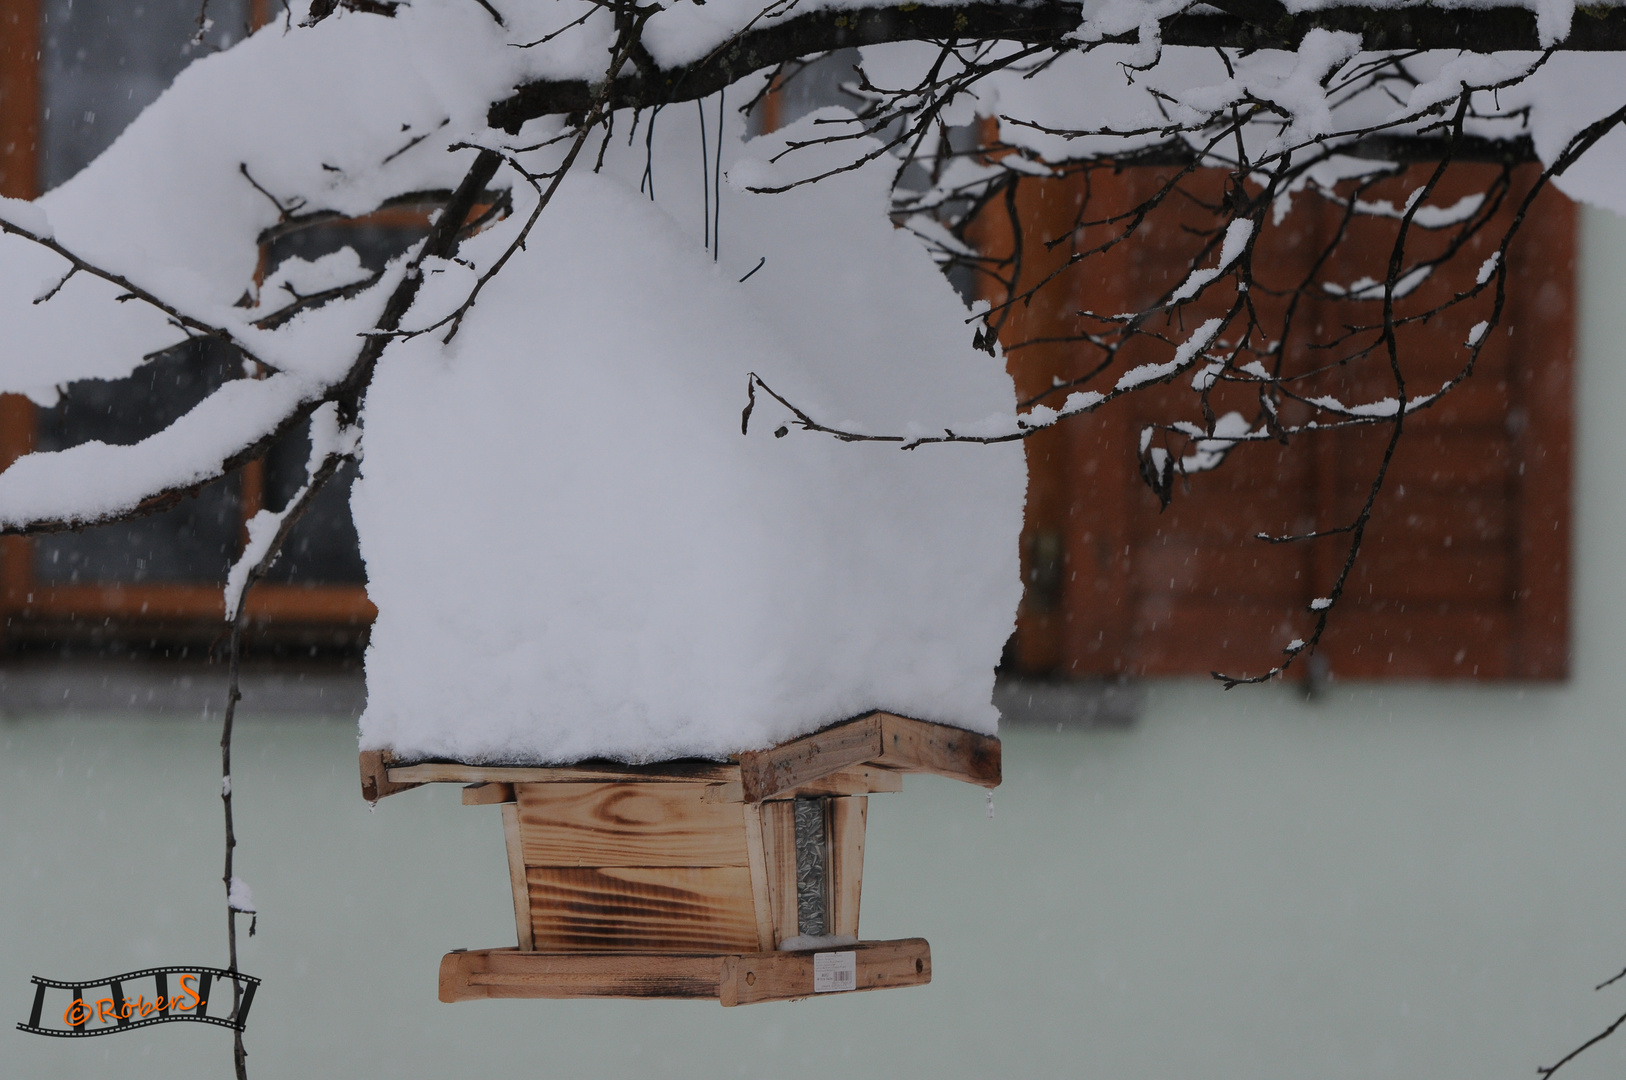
[488,2,1626,132]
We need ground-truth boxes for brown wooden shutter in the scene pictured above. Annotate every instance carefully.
[978,164,1573,681]
[0,0,38,620]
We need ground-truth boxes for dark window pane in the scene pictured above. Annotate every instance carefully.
[261,418,366,585]
[251,221,425,587]
[41,0,250,191]
[33,340,244,584]
[267,223,428,274]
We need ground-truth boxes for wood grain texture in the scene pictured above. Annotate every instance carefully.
[527,866,759,952]
[757,801,799,947]
[462,782,515,805]
[517,782,749,867]
[359,750,420,802]
[720,938,931,1006]
[502,804,534,951]
[876,714,1002,789]
[388,761,741,787]
[700,781,745,803]
[439,939,931,1005]
[763,765,902,799]
[439,948,724,1002]
[739,715,883,803]
[828,797,866,939]
[739,714,1000,801]
[742,804,776,951]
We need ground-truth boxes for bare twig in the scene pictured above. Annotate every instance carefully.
[0,209,272,366]
[487,2,1626,130]
[1538,1008,1626,1078]
[217,445,350,1080]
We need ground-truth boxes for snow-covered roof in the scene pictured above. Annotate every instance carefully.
[352,109,1025,764]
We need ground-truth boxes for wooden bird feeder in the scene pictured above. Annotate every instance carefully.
[359,711,999,1006]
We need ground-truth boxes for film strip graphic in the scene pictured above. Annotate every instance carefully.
[18,966,259,1038]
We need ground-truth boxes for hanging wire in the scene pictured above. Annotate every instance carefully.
[713,88,725,262]
[697,98,711,250]
[640,105,661,200]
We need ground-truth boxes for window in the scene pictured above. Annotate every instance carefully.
[0,0,374,650]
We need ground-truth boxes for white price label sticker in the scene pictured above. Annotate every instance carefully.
[813,951,857,993]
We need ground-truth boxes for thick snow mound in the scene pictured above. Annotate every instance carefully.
[354,113,1025,764]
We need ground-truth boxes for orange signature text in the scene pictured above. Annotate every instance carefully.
[63,974,206,1027]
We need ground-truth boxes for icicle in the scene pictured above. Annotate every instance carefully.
[985,792,995,820]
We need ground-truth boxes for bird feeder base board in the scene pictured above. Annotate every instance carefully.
[438,938,931,1006]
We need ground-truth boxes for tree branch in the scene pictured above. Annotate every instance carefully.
[488,2,1626,131]
[0,150,503,538]
[217,441,352,1080]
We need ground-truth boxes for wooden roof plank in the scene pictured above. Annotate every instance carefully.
[368,712,998,804]
[738,713,1000,802]
[385,760,741,788]
[737,714,884,803]
[874,713,1002,790]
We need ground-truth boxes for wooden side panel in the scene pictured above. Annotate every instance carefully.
[502,804,534,952]
[526,866,759,953]
[440,948,724,1003]
[828,797,866,940]
[742,804,775,950]
[758,800,798,947]
[721,939,931,1006]
[876,714,1002,789]
[738,714,883,803]
[517,782,748,867]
